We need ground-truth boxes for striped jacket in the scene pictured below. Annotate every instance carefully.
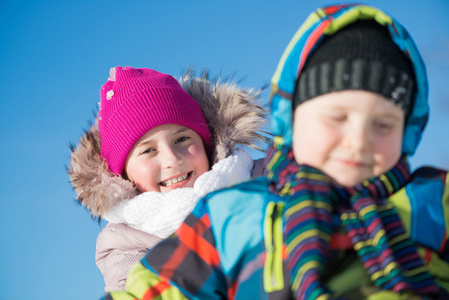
[104,167,449,300]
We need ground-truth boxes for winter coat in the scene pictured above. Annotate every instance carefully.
[68,70,270,292]
[107,171,449,300]
[102,5,449,300]
[95,223,163,292]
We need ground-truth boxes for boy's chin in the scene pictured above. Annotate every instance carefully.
[330,175,369,188]
[324,165,375,187]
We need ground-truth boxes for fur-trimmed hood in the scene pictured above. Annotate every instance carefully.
[68,69,270,218]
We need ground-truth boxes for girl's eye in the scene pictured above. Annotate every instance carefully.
[140,148,156,155]
[176,136,190,144]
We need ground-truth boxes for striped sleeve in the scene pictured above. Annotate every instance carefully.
[103,263,187,300]
[142,212,228,299]
[103,200,228,299]
[119,197,229,300]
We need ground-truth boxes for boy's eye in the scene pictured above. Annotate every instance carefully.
[176,136,190,143]
[373,121,394,132]
[325,113,347,122]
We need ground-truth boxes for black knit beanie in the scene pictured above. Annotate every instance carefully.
[293,20,415,118]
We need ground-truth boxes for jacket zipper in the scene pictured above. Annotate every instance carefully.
[263,201,284,292]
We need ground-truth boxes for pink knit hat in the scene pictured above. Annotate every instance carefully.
[98,66,212,175]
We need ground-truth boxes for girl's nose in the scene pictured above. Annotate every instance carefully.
[161,146,182,168]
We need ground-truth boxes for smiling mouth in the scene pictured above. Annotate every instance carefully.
[159,172,191,187]
[336,159,371,167]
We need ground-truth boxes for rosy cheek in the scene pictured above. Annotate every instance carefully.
[372,139,401,175]
[186,144,205,159]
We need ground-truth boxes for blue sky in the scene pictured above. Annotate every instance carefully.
[1,1,448,299]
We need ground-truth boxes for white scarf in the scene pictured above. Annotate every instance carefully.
[103,148,253,238]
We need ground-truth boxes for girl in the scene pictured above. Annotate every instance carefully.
[68,66,269,292]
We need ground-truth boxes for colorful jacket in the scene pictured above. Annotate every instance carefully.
[104,4,449,300]
[68,69,270,292]
[104,170,449,300]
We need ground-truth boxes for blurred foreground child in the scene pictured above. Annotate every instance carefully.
[104,4,449,300]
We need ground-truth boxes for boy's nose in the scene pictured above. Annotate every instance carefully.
[343,125,371,151]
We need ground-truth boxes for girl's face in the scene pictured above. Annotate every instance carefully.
[124,124,210,193]
[292,90,405,187]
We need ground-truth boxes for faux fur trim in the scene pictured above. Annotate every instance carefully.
[68,69,270,219]
[180,69,270,162]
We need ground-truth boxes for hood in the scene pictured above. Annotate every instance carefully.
[68,69,270,219]
[269,3,428,156]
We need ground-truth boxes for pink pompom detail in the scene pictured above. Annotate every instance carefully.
[106,90,114,100]
[108,67,116,81]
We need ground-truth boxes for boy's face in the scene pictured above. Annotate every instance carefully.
[292,90,404,187]
[124,124,210,193]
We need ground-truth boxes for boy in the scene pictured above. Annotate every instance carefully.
[104,4,449,299]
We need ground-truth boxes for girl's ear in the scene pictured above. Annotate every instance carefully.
[122,171,129,181]
[207,144,215,170]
